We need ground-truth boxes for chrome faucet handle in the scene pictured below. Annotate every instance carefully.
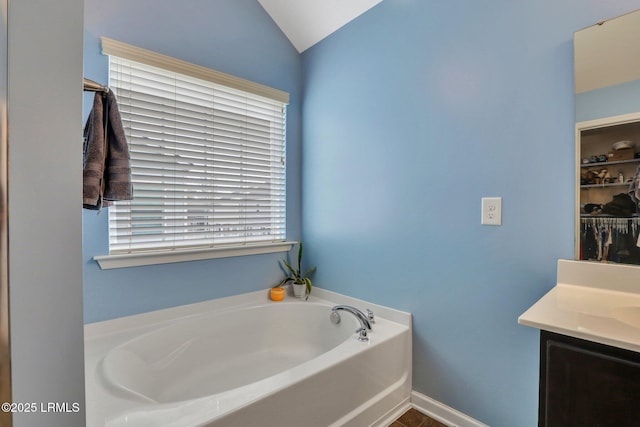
[331,305,372,333]
[356,327,369,342]
[367,309,375,324]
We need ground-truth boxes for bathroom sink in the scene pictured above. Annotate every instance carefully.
[611,306,640,329]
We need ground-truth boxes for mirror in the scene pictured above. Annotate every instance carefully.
[575,9,640,265]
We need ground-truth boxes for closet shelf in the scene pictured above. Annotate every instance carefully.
[581,158,640,168]
[581,182,632,189]
[580,214,640,219]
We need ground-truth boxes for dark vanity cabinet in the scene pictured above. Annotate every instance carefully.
[539,331,640,427]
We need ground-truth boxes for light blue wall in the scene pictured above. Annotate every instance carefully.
[301,1,640,426]
[576,79,640,122]
[82,0,302,323]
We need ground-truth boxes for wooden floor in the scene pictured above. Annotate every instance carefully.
[390,408,449,427]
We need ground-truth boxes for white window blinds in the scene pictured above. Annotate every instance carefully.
[107,55,287,254]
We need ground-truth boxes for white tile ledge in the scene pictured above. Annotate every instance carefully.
[557,259,640,294]
[93,241,295,269]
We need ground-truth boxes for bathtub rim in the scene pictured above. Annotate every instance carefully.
[84,286,411,341]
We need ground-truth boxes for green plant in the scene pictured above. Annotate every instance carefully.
[276,242,316,299]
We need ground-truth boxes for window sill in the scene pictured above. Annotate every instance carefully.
[93,241,295,270]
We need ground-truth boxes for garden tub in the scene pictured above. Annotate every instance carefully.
[84,288,411,426]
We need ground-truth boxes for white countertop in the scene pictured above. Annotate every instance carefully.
[519,259,640,353]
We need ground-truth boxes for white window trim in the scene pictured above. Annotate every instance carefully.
[101,37,289,104]
[94,241,295,270]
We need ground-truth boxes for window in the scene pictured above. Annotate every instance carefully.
[104,39,288,257]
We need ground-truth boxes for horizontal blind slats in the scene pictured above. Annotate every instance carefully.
[116,90,284,127]
[108,54,287,254]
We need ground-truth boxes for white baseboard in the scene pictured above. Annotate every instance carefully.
[410,391,490,427]
[369,397,411,427]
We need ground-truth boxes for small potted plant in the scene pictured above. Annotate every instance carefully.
[276,242,316,300]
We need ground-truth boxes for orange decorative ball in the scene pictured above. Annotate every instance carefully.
[270,287,285,301]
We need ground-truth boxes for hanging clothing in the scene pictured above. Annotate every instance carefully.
[581,217,640,264]
[83,91,132,210]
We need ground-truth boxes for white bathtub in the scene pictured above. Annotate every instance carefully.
[84,288,412,426]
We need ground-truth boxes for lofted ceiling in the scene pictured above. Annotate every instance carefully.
[257,0,383,53]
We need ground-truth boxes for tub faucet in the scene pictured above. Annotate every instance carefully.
[330,305,373,342]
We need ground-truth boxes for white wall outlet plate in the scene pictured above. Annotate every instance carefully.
[481,197,502,225]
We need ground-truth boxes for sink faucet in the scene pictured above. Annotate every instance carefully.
[330,305,373,341]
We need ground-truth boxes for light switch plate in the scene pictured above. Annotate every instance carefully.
[481,197,502,225]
